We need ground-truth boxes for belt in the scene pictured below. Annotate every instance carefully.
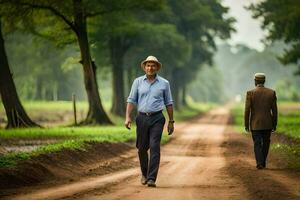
[139,110,162,116]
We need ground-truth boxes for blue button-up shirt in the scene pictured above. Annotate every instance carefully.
[127,74,173,112]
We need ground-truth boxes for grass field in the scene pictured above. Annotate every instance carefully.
[0,100,215,127]
[0,101,123,127]
[230,102,300,168]
[0,101,215,168]
[0,126,137,168]
[230,102,300,139]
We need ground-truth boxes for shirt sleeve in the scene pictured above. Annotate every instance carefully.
[271,91,278,129]
[164,81,174,106]
[127,78,139,104]
[244,91,251,129]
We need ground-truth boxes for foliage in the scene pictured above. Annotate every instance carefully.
[0,126,134,139]
[165,0,235,103]
[0,0,235,125]
[124,23,190,76]
[5,33,85,101]
[188,65,225,103]
[277,111,300,139]
[275,80,300,101]
[230,104,245,133]
[271,143,300,169]
[249,0,300,73]
[215,43,300,101]
[0,152,31,168]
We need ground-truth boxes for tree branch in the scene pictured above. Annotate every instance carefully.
[8,1,77,32]
[85,2,144,18]
[85,8,122,18]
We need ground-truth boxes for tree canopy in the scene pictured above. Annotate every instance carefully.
[249,0,300,74]
[0,0,236,127]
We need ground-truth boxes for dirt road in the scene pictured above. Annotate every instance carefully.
[7,107,300,200]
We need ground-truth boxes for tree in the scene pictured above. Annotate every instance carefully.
[1,0,167,122]
[214,43,300,100]
[167,0,235,108]
[91,3,166,116]
[0,0,115,124]
[0,17,40,128]
[5,33,85,101]
[93,15,145,116]
[123,23,191,108]
[249,0,300,74]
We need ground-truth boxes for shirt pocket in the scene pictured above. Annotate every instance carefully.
[153,88,164,99]
[138,84,149,97]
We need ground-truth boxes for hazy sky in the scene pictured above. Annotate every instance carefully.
[222,0,266,51]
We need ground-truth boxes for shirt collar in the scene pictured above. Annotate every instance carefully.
[143,74,160,82]
[256,84,264,87]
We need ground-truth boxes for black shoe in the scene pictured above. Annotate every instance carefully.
[256,165,264,169]
[147,179,156,187]
[141,176,147,185]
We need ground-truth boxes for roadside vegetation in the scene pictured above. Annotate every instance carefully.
[0,101,214,168]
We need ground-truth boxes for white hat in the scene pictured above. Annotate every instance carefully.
[141,55,162,69]
[254,73,266,80]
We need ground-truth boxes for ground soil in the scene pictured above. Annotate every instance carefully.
[1,107,300,200]
[0,142,137,198]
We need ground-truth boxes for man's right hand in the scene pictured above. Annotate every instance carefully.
[125,118,132,130]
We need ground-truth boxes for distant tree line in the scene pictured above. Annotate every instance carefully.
[0,0,235,128]
[214,43,300,101]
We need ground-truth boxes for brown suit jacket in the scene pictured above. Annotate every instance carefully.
[244,85,278,131]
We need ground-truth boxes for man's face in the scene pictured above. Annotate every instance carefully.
[144,62,159,76]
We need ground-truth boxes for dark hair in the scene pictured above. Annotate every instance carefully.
[255,79,265,85]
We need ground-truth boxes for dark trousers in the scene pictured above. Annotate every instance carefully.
[135,112,165,182]
[251,130,271,167]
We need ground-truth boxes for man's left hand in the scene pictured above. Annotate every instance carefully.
[168,122,174,135]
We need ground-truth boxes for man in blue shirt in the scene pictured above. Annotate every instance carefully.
[125,55,174,187]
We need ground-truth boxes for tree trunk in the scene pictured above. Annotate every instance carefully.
[35,77,43,100]
[182,83,187,106]
[0,18,40,128]
[109,37,126,117]
[171,70,181,110]
[126,67,133,94]
[73,0,112,125]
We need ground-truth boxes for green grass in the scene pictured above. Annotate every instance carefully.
[0,126,137,168]
[0,127,170,168]
[0,101,89,112]
[0,100,214,126]
[271,143,300,169]
[230,104,245,133]
[0,152,31,168]
[0,127,135,140]
[0,140,86,168]
[230,102,300,138]
[277,112,300,139]
[0,101,213,168]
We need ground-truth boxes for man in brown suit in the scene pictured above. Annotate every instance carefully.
[244,73,278,169]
